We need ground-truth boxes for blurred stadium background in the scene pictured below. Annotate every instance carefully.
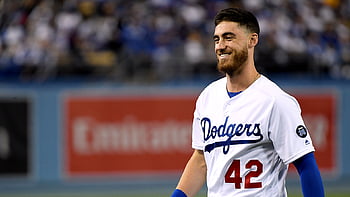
[0,0,349,196]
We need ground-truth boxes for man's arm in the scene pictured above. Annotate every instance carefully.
[293,152,325,197]
[172,149,207,197]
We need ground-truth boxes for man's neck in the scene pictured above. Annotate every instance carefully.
[226,68,260,92]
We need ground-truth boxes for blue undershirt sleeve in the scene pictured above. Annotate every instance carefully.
[171,189,187,197]
[293,152,325,197]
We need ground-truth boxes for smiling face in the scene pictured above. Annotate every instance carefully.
[213,21,249,76]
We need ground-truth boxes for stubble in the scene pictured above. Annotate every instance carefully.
[217,46,248,76]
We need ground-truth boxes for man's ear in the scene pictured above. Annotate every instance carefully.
[248,33,258,48]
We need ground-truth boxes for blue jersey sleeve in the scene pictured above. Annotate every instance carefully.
[293,152,325,197]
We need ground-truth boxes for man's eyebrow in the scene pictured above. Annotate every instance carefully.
[222,32,236,37]
[213,32,236,40]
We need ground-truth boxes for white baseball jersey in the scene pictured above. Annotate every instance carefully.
[192,75,315,197]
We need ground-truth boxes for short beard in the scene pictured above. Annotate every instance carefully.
[217,47,248,77]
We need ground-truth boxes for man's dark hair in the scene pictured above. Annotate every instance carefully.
[214,7,260,35]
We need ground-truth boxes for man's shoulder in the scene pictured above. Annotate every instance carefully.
[195,77,226,104]
[258,75,289,97]
[201,77,226,93]
[208,76,226,87]
[258,75,300,107]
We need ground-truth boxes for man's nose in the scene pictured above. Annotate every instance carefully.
[216,40,226,51]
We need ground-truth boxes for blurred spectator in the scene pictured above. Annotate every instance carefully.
[0,0,349,82]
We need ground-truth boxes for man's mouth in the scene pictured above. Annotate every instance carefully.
[218,53,231,59]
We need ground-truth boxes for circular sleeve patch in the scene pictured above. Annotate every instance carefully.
[296,125,308,138]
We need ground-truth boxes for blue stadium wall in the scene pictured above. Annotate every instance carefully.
[0,78,349,195]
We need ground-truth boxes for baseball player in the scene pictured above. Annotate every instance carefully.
[171,8,324,197]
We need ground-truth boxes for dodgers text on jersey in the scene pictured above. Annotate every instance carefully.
[201,116,263,154]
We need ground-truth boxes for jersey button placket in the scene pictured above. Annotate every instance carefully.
[223,100,231,116]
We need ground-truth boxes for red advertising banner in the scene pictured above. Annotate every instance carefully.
[63,90,338,177]
[293,91,338,175]
[64,94,197,177]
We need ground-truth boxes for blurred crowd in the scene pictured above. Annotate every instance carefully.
[0,0,349,82]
